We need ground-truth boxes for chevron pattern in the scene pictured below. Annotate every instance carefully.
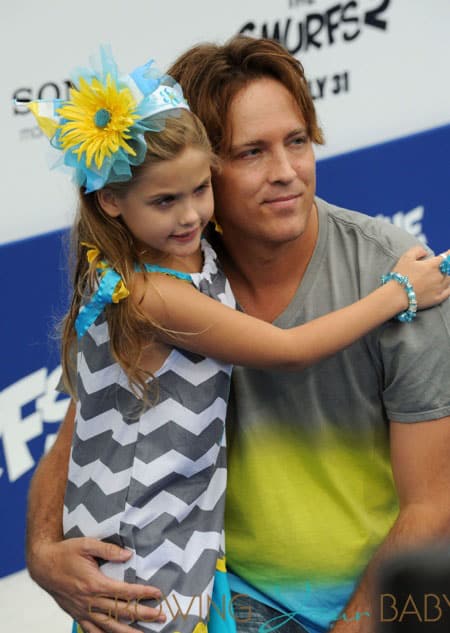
[64,240,236,632]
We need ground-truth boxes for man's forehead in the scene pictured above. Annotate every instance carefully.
[229,118,307,147]
[226,78,306,141]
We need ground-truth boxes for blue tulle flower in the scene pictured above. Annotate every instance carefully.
[27,45,190,192]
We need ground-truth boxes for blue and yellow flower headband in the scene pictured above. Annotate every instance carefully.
[26,46,190,193]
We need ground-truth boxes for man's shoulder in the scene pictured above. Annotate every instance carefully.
[316,197,425,261]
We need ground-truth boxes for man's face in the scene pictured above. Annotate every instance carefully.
[213,77,316,246]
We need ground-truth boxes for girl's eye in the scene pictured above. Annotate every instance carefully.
[152,196,175,208]
[194,182,211,195]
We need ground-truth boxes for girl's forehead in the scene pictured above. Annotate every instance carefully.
[132,147,212,191]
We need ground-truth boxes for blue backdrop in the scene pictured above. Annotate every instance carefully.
[317,124,450,255]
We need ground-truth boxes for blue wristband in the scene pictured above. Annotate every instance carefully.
[380,272,417,323]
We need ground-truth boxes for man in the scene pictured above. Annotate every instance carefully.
[27,36,450,633]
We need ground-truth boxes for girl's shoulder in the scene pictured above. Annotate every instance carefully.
[130,238,233,332]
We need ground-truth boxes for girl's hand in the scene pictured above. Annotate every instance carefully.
[391,246,450,310]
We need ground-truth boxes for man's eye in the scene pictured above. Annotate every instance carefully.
[291,135,307,146]
[238,148,261,159]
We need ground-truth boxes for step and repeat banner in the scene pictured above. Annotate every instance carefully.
[1,0,449,578]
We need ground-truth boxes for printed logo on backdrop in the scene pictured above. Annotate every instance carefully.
[12,2,393,137]
[0,366,69,482]
[12,79,71,141]
[240,0,391,100]
[376,206,428,246]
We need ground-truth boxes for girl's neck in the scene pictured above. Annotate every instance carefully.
[140,245,204,275]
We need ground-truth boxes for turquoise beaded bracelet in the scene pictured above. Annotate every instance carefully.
[380,272,417,322]
[439,253,450,276]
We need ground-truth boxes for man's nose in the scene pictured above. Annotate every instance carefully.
[268,148,297,184]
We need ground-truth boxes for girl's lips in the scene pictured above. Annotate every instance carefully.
[170,227,199,242]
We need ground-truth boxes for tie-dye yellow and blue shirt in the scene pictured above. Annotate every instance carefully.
[224,198,450,633]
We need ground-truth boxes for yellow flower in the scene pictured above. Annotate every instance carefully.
[57,74,139,169]
[81,242,100,264]
[81,241,130,303]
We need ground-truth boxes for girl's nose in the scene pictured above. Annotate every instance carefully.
[179,203,199,226]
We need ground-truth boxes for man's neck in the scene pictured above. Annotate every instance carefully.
[216,204,319,322]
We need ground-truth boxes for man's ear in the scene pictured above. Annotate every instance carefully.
[96,189,122,218]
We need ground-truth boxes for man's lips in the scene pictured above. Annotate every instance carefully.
[263,193,301,204]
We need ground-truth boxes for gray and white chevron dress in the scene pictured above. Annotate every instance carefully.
[63,239,236,633]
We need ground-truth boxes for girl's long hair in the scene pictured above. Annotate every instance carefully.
[61,109,213,401]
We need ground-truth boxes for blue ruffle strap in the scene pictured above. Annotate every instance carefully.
[75,268,123,339]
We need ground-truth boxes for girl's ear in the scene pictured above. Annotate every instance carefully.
[96,189,122,218]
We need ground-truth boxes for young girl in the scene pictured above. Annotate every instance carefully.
[27,49,449,633]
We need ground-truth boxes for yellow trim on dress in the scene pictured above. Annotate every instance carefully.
[215,556,227,572]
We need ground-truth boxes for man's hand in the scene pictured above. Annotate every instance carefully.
[29,537,165,633]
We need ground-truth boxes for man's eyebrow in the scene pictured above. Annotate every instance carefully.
[286,127,308,139]
[230,139,265,152]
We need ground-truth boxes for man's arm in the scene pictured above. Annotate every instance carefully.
[27,400,165,633]
[27,399,74,551]
[329,415,450,632]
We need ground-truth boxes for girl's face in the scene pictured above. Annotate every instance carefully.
[100,146,213,259]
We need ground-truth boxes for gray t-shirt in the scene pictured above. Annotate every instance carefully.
[224,197,450,632]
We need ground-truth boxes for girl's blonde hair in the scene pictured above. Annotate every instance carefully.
[61,109,213,400]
